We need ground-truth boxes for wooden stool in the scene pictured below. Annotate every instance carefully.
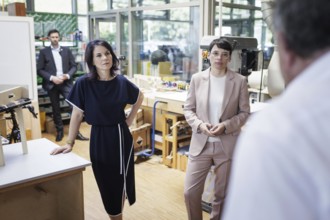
[162,113,190,169]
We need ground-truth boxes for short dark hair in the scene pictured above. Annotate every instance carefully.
[47,29,60,37]
[274,0,330,58]
[209,38,233,55]
[84,39,119,79]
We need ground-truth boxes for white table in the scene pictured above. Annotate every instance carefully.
[0,138,91,220]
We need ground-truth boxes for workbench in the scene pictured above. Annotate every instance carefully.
[140,89,265,169]
[141,90,189,168]
[0,138,91,220]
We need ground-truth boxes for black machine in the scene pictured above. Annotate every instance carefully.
[240,49,261,76]
[0,98,38,144]
[200,36,261,76]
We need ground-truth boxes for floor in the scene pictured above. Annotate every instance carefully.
[42,122,210,220]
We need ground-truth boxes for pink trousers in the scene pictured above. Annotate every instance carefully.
[184,142,232,220]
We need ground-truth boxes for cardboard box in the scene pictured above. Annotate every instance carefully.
[141,106,163,131]
[25,129,32,140]
[130,123,151,153]
[45,116,56,134]
[0,116,6,138]
[164,152,173,167]
[39,111,46,132]
[176,145,189,171]
[125,108,144,129]
[176,153,188,172]
[7,2,26,16]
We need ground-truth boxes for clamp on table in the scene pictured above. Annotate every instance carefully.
[0,86,37,166]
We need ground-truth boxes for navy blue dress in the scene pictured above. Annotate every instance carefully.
[67,74,139,215]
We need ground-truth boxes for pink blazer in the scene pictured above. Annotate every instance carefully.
[184,68,250,157]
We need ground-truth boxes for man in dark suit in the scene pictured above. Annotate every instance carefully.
[37,29,89,142]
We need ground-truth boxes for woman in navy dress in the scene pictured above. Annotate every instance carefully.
[51,39,144,220]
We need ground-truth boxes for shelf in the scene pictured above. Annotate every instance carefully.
[37,88,47,96]
[39,101,51,106]
[35,41,78,48]
[39,102,69,107]
[162,113,191,169]
[38,88,71,122]
[164,134,191,142]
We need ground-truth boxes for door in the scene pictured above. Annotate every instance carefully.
[91,16,117,50]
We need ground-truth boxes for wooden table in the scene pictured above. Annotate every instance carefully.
[141,90,264,169]
[0,138,91,220]
[143,90,187,114]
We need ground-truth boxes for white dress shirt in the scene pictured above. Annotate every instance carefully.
[49,46,70,81]
[222,51,330,220]
[51,46,63,76]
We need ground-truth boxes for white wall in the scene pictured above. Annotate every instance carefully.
[0,16,41,139]
[0,16,38,101]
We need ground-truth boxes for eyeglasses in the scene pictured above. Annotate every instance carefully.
[211,52,230,58]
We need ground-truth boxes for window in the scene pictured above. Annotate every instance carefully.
[78,0,88,14]
[34,0,72,13]
[215,0,273,50]
[89,0,107,12]
[132,0,193,7]
[131,6,200,81]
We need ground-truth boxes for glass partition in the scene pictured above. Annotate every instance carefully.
[119,12,129,76]
[131,6,200,82]
[89,0,128,11]
[223,0,251,4]
[215,0,273,50]
[86,0,272,79]
[112,0,129,9]
[132,0,193,7]
[89,0,107,12]
[78,16,89,42]
[90,12,129,75]
[77,0,88,14]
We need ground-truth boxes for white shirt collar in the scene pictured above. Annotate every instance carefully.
[51,45,61,52]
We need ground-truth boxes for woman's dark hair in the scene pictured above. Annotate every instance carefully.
[85,39,119,79]
[209,38,233,55]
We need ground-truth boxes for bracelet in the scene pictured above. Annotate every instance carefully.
[66,140,75,146]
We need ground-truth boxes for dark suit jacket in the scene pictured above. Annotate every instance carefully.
[37,46,77,91]
[184,68,250,158]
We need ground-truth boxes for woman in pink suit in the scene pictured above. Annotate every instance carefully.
[183,38,250,220]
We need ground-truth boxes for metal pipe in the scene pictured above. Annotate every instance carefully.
[142,100,167,157]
